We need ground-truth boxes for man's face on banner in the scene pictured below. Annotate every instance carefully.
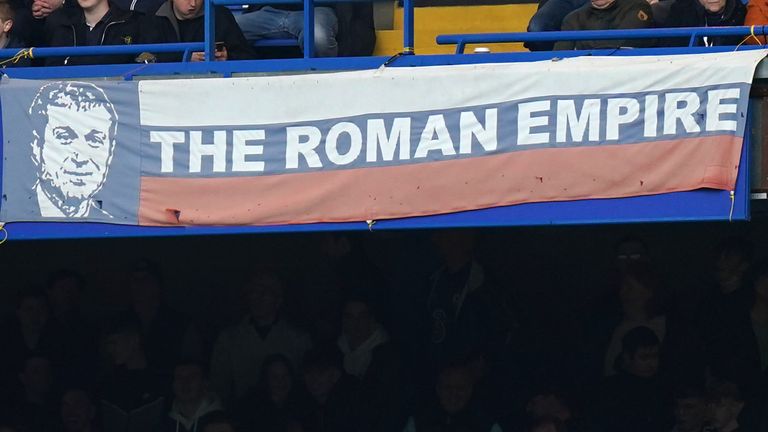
[38,104,114,201]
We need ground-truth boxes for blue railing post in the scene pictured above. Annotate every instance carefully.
[303,0,315,58]
[204,0,216,61]
[403,0,414,54]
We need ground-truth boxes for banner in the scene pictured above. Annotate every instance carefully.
[1,50,765,226]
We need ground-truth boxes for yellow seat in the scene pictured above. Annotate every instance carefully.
[374,3,538,55]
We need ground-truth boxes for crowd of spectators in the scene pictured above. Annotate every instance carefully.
[0,0,375,66]
[1,231,767,432]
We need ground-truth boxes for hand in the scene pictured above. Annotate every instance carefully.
[32,0,64,18]
[190,47,228,62]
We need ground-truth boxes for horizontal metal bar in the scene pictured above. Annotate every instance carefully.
[436,26,768,45]
[0,43,204,59]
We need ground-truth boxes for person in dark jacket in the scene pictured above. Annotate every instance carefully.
[0,0,31,67]
[665,0,746,46]
[142,0,254,62]
[43,0,147,66]
[553,0,654,50]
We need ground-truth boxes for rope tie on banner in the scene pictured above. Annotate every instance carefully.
[0,223,8,245]
[0,48,34,66]
[729,190,735,222]
[366,220,376,231]
[734,25,764,50]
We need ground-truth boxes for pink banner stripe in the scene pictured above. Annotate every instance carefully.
[138,136,742,226]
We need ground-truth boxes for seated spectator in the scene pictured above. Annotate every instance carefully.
[5,355,58,432]
[603,264,667,376]
[706,381,746,432]
[525,0,589,51]
[10,0,69,47]
[523,389,587,432]
[299,344,365,432]
[552,0,654,50]
[337,295,404,431]
[591,326,672,432]
[0,0,30,67]
[162,360,224,432]
[143,0,255,62]
[99,318,165,432]
[665,0,746,46]
[744,0,768,44]
[60,388,98,432]
[671,385,707,432]
[45,270,98,388]
[234,2,375,57]
[43,0,146,66]
[233,354,306,432]
[403,364,501,432]
[211,271,311,403]
[122,260,202,375]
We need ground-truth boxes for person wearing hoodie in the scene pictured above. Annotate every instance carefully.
[141,0,254,62]
[43,0,149,66]
[338,295,405,432]
[162,360,224,432]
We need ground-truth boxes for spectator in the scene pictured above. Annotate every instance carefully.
[403,364,501,432]
[299,344,365,432]
[143,0,255,62]
[9,0,69,47]
[99,318,165,432]
[671,385,707,432]
[706,381,746,432]
[43,0,147,66]
[233,354,306,432]
[5,355,58,432]
[337,296,404,431]
[666,0,746,46]
[235,1,375,57]
[528,416,568,432]
[161,360,224,432]
[525,0,589,51]
[744,0,768,44]
[523,389,587,432]
[60,388,98,432]
[553,0,654,50]
[122,260,201,375]
[603,264,667,376]
[211,271,311,402]
[45,270,98,388]
[591,326,672,432]
[423,230,501,381]
[0,0,29,67]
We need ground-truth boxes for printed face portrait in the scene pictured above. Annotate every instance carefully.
[29,82,117,216]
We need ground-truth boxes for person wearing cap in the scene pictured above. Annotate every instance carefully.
[552,0,654,50]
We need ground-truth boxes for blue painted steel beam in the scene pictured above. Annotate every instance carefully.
[403,0,414,54]
[205,0,216,61]
[0,43,204,60]
[437,26,768,53]
[303,0,315,58]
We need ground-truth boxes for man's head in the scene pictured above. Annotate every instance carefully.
[342,297,378,349]
[173,360,209,404]
[707,381,745,431]
[19,355,53,399]
[614,236,649,272]
[673,385,707,432]
[714,237,753,293]
[103,319,143,367]
[16,288,48,332]
[303,345,343,404]
[172,0,202,20]
[698,0,727,13]
[130,259,164,310]
[46,269,85,317]
[620,326,660,378]
[29,82,117,210]
[61,389,96,432]
[0,1,14,38]
[260,354,294,404]
[244,272,284,324]
[436,365,475,415]
[431,229,476,270]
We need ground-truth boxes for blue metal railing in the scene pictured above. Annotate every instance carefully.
[436,26,768,54]
[1,6,766,64]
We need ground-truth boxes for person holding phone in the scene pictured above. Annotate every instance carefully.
[142,0,255,62]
